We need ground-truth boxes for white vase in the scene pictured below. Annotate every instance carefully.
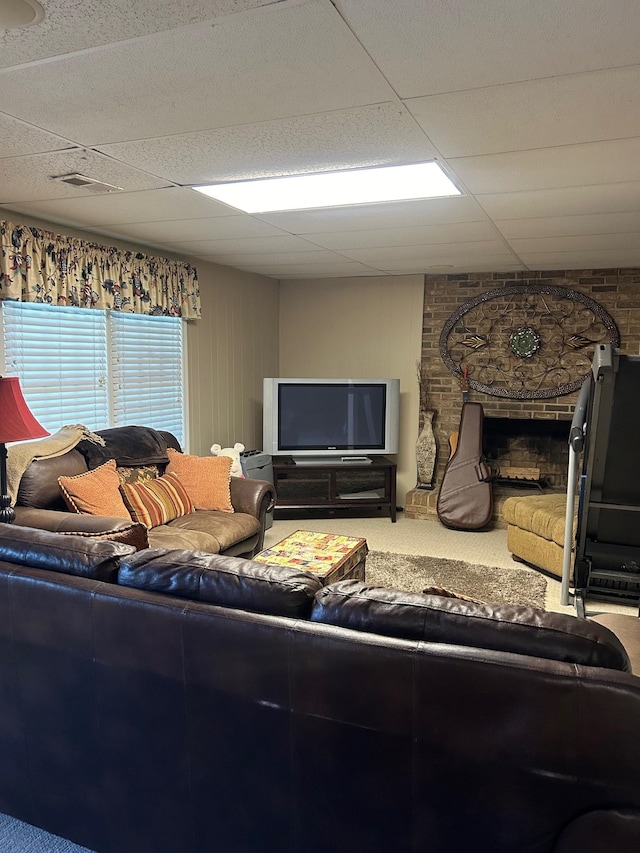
[416,409,437,489]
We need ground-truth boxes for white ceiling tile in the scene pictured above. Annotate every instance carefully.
[495,212,640,240]
[0,187,238,227]
[334,0,640,96]
[507,233,640,253]
[337,242,518,266]
[0,149,168,204]
[0,3,394,145]
[449,138,640,194]
[405,66,640,158]
[0,0,279,68]
[104,216,286,243]
[0,113,74,158]
[386,262,527,275]
[516,250,640,269]
[476,182,640,220]
[255,196,486,233]
[161,235,322,255]
[203,249,347,266]
[276,265,385,279]
[97,103,434,184]
[306,221,501,251]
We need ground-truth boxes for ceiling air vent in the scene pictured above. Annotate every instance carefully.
[52,173,124,193]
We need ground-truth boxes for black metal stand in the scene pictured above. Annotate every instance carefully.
[0,442,16,523]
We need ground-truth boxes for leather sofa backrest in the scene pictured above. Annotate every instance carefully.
[118,548,323,618]
[17,449,88,510]
[0,524,134,582]
[16,427,182,511]
[312,579,631,671]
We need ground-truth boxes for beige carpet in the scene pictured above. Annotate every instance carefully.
[365,550,547,608]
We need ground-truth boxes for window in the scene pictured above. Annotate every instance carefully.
[1,301,185,445]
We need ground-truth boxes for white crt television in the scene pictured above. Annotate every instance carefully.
[262,378,400,462]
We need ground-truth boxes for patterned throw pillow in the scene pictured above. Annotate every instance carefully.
[422,583,484,604]
[59,523,149,551]
[119,471,195,528]
[165,448,234,512]
[58,459,131,519]
[116,465,160,485]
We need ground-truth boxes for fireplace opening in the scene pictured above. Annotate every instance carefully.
[483,417,570,489]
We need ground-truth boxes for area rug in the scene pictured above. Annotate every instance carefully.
[365,551,547,608]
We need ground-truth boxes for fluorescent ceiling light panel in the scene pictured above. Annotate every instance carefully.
[193,162,461,213]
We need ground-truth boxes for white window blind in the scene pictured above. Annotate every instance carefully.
[110,312,184,440]
[1,301,184,445]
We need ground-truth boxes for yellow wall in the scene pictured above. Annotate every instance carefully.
[278,274,424,502]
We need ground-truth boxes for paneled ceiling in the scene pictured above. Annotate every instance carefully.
[1,0,640,279]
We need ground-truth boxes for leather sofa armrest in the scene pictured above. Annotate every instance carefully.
[230,477,275,519]
[13,506,136,534]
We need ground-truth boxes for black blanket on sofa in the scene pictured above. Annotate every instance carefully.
[77,425,170,469]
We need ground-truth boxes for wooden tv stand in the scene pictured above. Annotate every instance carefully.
[272,456,397,522]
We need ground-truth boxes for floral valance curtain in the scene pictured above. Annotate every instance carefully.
[0,220,201,319]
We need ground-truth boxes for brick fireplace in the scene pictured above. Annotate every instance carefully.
[405,268,640,526]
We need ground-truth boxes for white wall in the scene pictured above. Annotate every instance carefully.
[278,274,424,503]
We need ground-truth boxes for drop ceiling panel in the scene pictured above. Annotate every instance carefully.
[516,250,640,268]
[162,234,322,255]
[233,260,382,278]
[203,249,349,266]
[477,183,640,220]
[387,261,527,275]
[102,216,287,244]
[0,187,238,227]
[334,0,640,96]
[0,3,395,145]
[0,0,277,68]
[0,113,74,158]
[0,150,168,204]
[97,103,435,184]
[495,212,640,240]
[507,233,640,254]
[337,241,518,266]
[306,221,501,251]
[406,66,640,158]
[449,138,640,195]
[255,196,486,233]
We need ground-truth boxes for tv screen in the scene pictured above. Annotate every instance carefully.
[263,378,400,461]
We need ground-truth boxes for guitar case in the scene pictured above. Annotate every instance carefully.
[436,402,493,530]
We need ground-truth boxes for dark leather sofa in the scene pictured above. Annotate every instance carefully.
[1,524,639,853]
[12,426,275,558]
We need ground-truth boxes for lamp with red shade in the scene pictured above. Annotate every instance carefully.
[0,376,49,523]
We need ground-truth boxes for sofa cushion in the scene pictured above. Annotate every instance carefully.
[118,549,323,617]
[163,509,260,551]
[311,580,631,672]
[58,459,131,519]
[165,448,234,512]
[18,449,88,510]
[58,522,149,551]
[120,472,194,528]
[0,524,134,581]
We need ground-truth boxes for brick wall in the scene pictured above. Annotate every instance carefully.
[406,268,640,521]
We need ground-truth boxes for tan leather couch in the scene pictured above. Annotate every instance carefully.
[12,427,275,558]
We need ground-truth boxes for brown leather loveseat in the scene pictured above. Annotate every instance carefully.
[12,425,275,558]
[0,524,639,853]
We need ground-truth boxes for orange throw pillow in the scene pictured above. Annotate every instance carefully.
[119,471,195,528]
[58,459,131,519]
[165,448,234,512]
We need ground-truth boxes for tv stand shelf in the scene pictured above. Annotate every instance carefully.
[272,456,397,522]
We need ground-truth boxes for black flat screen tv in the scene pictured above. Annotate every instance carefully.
[262,378,400,462]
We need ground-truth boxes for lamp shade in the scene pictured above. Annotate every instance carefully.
[0,376,49,444]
